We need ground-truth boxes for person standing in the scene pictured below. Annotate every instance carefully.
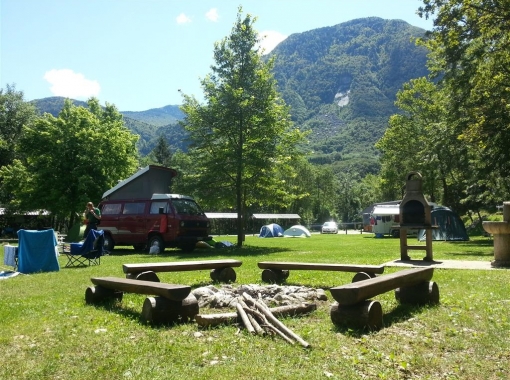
[83,202,101,239]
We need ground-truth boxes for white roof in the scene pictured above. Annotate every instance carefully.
[151,194,194,201]
[252,213,301,219]
[205,213,238,219]
[372,205,400,216]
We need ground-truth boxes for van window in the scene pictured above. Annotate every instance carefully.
[102,203,122,215]
[122,202,145,215]
[172,199,204,216]
[150,201,170,214]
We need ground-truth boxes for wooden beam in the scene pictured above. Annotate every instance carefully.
[90,277,191,301]
[122,259,242,274]
[257,261,385,274]
[330,267,434,305]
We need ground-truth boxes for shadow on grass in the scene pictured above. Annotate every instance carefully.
[106,245,292,259]
[444,239,493,247]
[447,250,494,258]
[331,303,438,337]
[87,298,197,328]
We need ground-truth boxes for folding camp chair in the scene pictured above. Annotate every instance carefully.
[64,229,105,267]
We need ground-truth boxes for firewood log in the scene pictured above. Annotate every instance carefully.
[195,302,316,328]
[247,296,311,348]
[236,302,255,334]
[239,299,265,335]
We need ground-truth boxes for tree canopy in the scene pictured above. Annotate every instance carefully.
[377,0,510,215]
[0,98,139,226]
[0,84,37,170]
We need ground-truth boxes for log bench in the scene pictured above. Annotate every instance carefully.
[257,261,385,283]
[85,277,198,324]
[122,259,243,283]
[329,267,439,329]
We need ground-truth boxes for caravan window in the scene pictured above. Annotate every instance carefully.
[172,199,204,216]
[122,202,145,215]
[102,203,122,215]
[150,201,170,214]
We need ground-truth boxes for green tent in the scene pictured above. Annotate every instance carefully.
[418,206,469,241]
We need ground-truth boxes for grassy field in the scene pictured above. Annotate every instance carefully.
[1,233,509,379]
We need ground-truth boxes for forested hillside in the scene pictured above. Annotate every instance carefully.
[32,18,429,166]
[269,17,429,174]
[31,97,186,155]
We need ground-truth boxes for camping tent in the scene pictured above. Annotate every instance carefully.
[418,207,469,241]
[259,223,284,238]
[283,225,311,238]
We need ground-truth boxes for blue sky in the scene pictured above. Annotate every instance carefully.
[1,0,434,111]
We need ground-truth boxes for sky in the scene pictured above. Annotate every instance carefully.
[1,0,434,111]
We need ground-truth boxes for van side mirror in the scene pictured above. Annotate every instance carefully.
[159,207,164,214]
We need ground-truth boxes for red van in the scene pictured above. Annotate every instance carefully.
[98,193,211,253]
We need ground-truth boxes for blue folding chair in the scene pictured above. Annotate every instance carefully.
[64,230,105,267]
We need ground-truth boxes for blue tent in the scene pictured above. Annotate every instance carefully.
[418,206,469,241]
[258,223,284,238]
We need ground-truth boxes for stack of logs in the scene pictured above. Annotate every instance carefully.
[195,292,314,348]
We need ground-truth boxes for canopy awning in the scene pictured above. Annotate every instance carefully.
[372,206,400,216]
[252,214,300,219]
[205,213,238,219]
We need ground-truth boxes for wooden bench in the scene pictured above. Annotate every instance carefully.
[257,261,385,283]
[329,267,439,329]
[122,259,243,283]
[85,277,198,324]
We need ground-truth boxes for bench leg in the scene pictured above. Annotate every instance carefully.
[395,281,440,305]
[141,294,199,324]
[126,271,160,282]
[330,300,383,330]
[85,285,123,304]
[261,269,289,283]
[210,267,237,283]
[351,272,377,283]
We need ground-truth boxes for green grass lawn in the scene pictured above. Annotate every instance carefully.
[1,234,509,379]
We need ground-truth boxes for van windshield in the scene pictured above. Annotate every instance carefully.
[172,199,204,216]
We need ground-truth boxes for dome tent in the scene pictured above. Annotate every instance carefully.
[283,225,311,237]
[258,223,284,238]
[418,206,469,241]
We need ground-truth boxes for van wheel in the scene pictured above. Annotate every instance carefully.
[148,235,165,254]
[391,230,400,238]
[103,233,115,251]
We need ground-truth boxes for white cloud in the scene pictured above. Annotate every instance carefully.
[176,13,192,24]
[43,69,100,99]
[205,8,219,22]
[258,30,288,55]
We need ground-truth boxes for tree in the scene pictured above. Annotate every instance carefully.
[0,84,37,171]
[144,135,172,167]
[179,8,306,246]
[418,0,510,204]
[0,98,139,227]
[376,77,470,209]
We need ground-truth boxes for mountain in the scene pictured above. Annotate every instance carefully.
[121,105,184,127]
[31,18,429,171]
[268,17,429,173]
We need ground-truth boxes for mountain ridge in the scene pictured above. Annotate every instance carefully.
[31,17,429,169]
